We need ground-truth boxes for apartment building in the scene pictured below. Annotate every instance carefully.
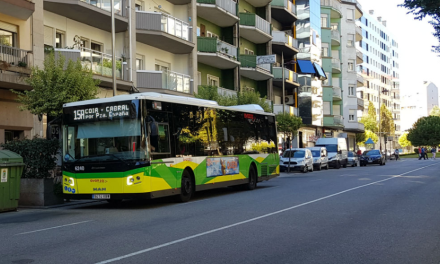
[401,81,439,131]
[0,0,44,143]
[357,10,401,148]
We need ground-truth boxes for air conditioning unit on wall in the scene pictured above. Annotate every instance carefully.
[284,95,294,105]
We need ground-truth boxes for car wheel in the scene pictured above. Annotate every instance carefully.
[325,164,329,170]
[302,165,308,173]
[336,161,341,169]
[309,165,314,172]
[343,162,347,168]
[317,164,322,171]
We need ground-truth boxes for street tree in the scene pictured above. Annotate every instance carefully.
[276,113,302,150]
[399,0,440,54]
[14,52,100,118]
[380,104,395,136]
[398,132,412,148]
[430,105,440,116]
[360,101,378,132]
[407,115,440,146]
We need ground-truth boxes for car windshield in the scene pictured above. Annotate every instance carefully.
[283,150,305,158]
[348,152,354,157]
[363,150,380,156]
[316,144,337,152]
[311,151,321,157]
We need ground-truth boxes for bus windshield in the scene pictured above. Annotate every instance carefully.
[63,119,145,163]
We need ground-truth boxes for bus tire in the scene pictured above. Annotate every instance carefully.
[244,165,257,190]
[177,169,194,203]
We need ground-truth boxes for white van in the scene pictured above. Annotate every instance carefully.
[314,138,348,169]
[279,148,314,173]
[306,147,329,170]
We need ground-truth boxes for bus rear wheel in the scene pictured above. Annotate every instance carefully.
[244,165,257,190]
[177,170,194,203]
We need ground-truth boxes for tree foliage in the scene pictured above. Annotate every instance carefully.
[0,138,60,179]
[360,101,378,132]
[430,105,440,116]
[356,132,366,144]
[398,132,412,148]
[357,129,379,147]
[275,113,303,136]
[13,52,100,117]
[380,104,395,136]
[195,85,272,112]
[407,115,440,146]
[399,0,440,54]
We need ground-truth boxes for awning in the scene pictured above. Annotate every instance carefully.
[313,62,327,79]
[297,60,316,74]
[365,138,375,144]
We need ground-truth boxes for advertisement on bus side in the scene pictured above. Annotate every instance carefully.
[206,157,240,177]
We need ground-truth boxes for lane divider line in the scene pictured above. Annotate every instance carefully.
[95,162,440,264]
[15,220,93,235]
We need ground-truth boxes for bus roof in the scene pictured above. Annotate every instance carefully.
[63,92,274,115]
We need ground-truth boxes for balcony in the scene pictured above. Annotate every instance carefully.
[137,70,192,94]
[355,26,362,42]
[332,87,342,101]
[357,73,364,87]
[344,121,365,132]
[330,30,341,46]
[43,0,128,33]
[324,115,344,128]
[272,31,298,57]
[331,58,341,73]
[0,44,33,90]
[136,11,194,54]
[0,0,35,20]
[342,0,363,19]
[271,0,297,25]
[245,0,272,7]
[53,47,132,90]
[320,0,342,18]
[357,97,364,110]
[197,37,240,69]
[239,54,273,81]
[273,104,298,116]
[217,86,237,97]
[356,50,363,64]
[239,13,272,44]
[196,0,238,27]
[273,67,299,89]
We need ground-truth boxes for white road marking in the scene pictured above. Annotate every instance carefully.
[95,162,440,264]
[15,220,93,235]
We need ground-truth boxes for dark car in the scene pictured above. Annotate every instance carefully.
[360,150,386,166]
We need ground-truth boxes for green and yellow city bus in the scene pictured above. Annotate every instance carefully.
[62,92,279,203]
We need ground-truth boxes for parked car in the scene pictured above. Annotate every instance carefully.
[279,148,314,173]
[307,147,329,170]
[360,150,386,166]
[315,138,348,169]
[347,151,358,167]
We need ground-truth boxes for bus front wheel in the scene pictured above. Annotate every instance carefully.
[177,170,194,203]
[244,165,257,190]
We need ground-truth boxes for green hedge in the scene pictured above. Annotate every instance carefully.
[1,138,60,179]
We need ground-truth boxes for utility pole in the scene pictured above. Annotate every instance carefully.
[379,87,381,151]
[111,0,117,96]
[282,52,285,114]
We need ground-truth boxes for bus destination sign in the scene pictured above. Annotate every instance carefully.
[70,104,134,122]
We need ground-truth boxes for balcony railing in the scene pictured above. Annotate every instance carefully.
[331,58,341,71]
[273,67,298,83]
[137,70,192,93]
[273,104,297,115]
[271,0,296,15]
[332,87,342,99]
[239,13,271,35]
[78,47,124,79]
[136,11,191,42]
[357,97,364,108]
[197,37,237,58]
[0,44,32,68]
[197,0,237,15]
[320,0,341,11]
[272,31,298,49]
[356,50,363,60]
[217,86,237,97]
[357,74,364,85]
[240,54,271,72]
[331,30,340,42]
[80,0,126,16]
[334,115,343,126]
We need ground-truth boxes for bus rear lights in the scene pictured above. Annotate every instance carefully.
[127,176,134,185]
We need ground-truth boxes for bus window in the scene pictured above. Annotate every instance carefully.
[150,123,170,153]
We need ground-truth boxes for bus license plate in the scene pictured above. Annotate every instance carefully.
[92,194,110,199]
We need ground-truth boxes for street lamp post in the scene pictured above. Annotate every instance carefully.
[111,0,117,96]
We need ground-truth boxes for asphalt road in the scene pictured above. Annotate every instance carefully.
[1,159,440,264]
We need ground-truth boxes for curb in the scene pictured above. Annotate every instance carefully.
[18,200,103,209]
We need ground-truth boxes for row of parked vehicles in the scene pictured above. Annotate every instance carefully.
[279,138,387,173]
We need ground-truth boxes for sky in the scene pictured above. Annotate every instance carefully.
[358,0,440,97]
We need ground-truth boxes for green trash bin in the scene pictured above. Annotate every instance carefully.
[0,150,25,212]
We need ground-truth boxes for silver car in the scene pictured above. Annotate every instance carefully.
[280,148,314,173]
[347,151,359,167]
[307,147,329,170]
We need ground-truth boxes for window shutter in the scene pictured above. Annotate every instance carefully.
[44,26,54,46]
[0,21,18,33]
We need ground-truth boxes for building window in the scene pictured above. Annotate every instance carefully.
[91,42,102,52]
[321,43,329,57]
[136,55,144,70]
[323,102,331,115]
[135,4,142,10]
[0,27,17,47]
[348,86,355,96]
[5,130,23,142]
[347,9,354,21]
[244,48,254,55]
[55,32,65,48]
[349,110,355,121]
[347,34,354,47]
[321,14,328,28]
[348,60,354,71]
[207,74,220,87]
[331,23,338,31]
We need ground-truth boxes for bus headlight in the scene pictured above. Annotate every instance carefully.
[127,176,134,186]
[69,177,75,187]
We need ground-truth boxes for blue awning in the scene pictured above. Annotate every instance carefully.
[365,138,375,144]
[297,60,316,74]
[313,62,327,79]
